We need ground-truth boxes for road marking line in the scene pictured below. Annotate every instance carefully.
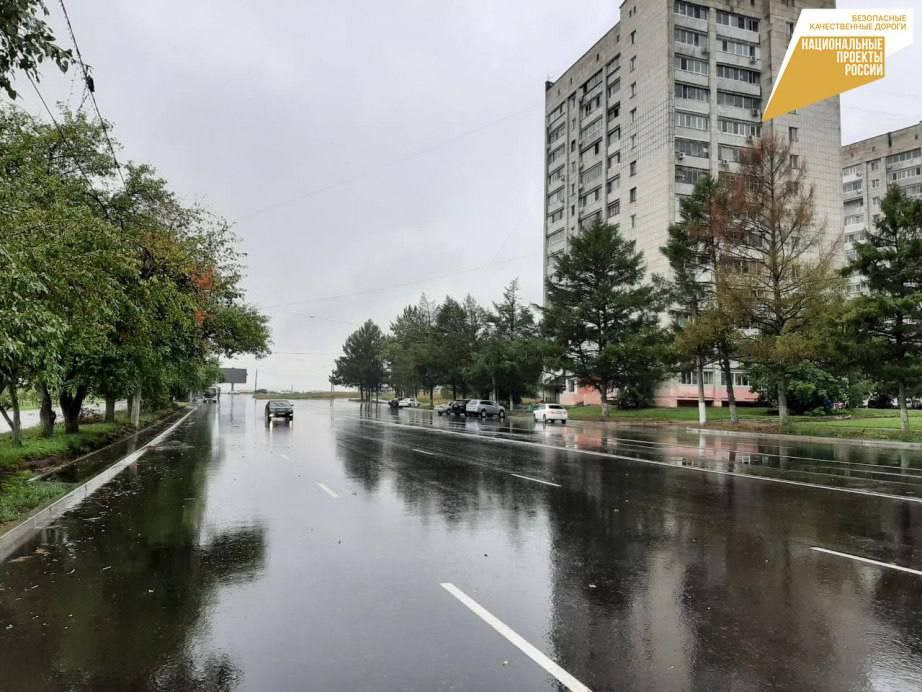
[412,448,435,456]
[510,473,561,488]
[339,415,922,506]
[316,483,340,499]
[279,453,290,461]
[810,547,922,577]
[440,582,589,692]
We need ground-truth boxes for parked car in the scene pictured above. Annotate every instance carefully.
[465,399,505,419]
[398,397,420,408]
[437,400,468,416]
[265,400,294,422]
[533,403,568,424]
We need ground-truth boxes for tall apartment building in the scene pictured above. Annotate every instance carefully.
[543,0,843,407]
[841,122,922,294]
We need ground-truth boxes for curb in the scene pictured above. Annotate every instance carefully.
[687,426,922,450]
[0,407,197,563]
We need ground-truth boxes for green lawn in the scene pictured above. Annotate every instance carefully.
[0,472,71,524]
[564,405,773,422]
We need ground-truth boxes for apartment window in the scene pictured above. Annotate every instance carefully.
[549,209,564,223]
[547,229,565,246]
[607,79,621,99]
[718,118,761,137]
[582,70,603,94]
[630,56,636,72]
[886,149,921,167]
[630,82,637,98]
[720,371,750,387]
[789,126,799,142]
[548,124,565,143]
[675,28,705,48]
[676,82,709,101]
[630,30,636,44]
[580,162,603,185]
[676,110,709,130]
[630,134,637,149]
[844,213,863,225]
[547,145,565,165]
[674,54,709,75]
[717,10,759,32]
[630,214,636,228]
[719,144,743,163]
[676,138,709,158]
[719,37,759,59]
[607,102,621,120]
[680,371,714,385]
[547,166,564,185]
[548,187,565,204]
[890,166,922,182]
[843,164,863,177]
[606,176,620,193]
[676,165,709,185]
[630,160,638,176]
[872,178,880,189]
[843,179,863,194]
[674,0,708,19]
[580,187,601,208]
[716,64,760,83]
[607,200,621,217]
[870,160,880,171]
[580,118,603,143]
[582,94,601,116]
[717,90,761,110]
[608,129,621,146]
[570,140,576,152]
[629,187,637,202]
[607,153,620,169]
[790,154,800,169]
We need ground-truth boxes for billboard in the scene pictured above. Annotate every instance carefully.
[220,368,247,384]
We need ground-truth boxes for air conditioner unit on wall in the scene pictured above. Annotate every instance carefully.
[751,108,761,117]
[677,152,686,160]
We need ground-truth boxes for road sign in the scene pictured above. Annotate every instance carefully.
[220,368,247,384]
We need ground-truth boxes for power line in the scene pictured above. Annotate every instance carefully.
[57,0,126,187]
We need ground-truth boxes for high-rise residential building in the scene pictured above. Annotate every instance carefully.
[543,0,843,407]
[841,122,922,295]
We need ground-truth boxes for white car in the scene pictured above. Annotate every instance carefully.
[534,403,568,424]
[398,397,420,408]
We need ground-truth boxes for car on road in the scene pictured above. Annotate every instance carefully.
[436,400,469,416]
[265,400,294,422]
[203,386,219,403]
[398,397,420,408]
[465,399,505,419]
[533,403,568,424]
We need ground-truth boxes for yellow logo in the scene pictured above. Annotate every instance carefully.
[764,10,914,121]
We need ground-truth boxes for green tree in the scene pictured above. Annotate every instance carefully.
[662,176,742,424]
[723,134,841,426]
[0,0,72,99]
[332,320,387,400]
[844,186,922,432]
[543,221,668,415]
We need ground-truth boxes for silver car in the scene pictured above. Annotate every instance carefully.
[465,399,506,419]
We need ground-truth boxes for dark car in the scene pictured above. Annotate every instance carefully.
[449,400,469,415]
[265,400,294,422]
[388,398,401,409]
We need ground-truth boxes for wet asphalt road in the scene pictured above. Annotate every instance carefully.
[2,399,922,691]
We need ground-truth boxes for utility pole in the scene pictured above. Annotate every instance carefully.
[254,369,258,393]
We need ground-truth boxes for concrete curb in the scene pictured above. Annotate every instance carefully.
[687,426,922,451]
[0,407,197,563]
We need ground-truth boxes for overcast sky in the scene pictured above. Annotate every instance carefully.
[15,0,922,391]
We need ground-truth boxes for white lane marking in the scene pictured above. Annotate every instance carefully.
[341,416,922,506]
[510,473,561,488]
[279,453,290,461]
[440,583,590,692]
[412,448,435,456]
[810,547,922,577]
[316,483,340,499]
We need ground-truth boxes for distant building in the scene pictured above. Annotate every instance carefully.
[542,0,843,407]
[841,122,922,295]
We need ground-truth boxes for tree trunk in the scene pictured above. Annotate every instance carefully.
[429,386,435,409]
[600,386,610,417]
[104,394,116,423]
[777,377,788,427]
[720,356,738,424]
[696,356,707,426]
[59,385,87,434]
[39,383,55,437]
[898,381,910,434]
[0,382,22,446]
[131,387,141,428]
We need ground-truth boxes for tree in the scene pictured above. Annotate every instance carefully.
[386,297,441,403]
[723,134,841,426]
[332,320,387,400]
[467,280,546,405]
[0,0,72,99]
[543,221,668,415]
[844,186,922,433]
[662,176,743,424]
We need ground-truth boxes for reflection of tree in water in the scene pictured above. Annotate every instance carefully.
[0,412,266,692]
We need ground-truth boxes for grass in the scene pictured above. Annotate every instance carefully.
[564,405,773,422]
[0,472,71,524]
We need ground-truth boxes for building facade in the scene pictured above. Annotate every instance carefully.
[543,0,842,407]
[841,122,922,295]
